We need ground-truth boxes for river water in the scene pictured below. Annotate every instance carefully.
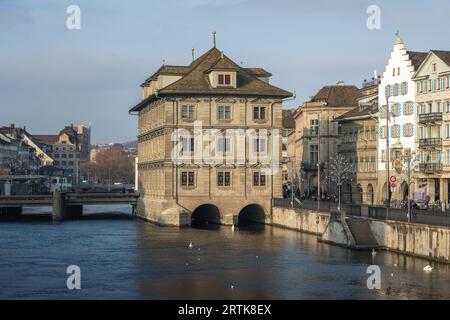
[0,205,449,299]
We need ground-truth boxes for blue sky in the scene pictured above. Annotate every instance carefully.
[1,0,449,143]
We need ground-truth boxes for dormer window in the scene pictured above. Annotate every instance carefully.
[218,74,231,86]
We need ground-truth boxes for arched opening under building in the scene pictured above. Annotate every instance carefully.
[191,204,221,229]
[367,184,374,205]
[238,204,266,231]
[356,184,363,204]
[381,182,392,205]
[401,181,409,201]
[343,183,352,204]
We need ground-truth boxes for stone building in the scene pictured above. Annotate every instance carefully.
[376,35,427,205]
[129,45,292,226]
[335,105,378,204]
[294,81,359,199]
[413,50,450,205]
[33,125,91,183]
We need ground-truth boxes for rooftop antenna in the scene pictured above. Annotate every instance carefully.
[374,69,378,79]
[212,31,216,48]
[192,48,195,62]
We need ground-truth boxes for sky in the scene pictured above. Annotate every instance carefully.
[1,0,450,144]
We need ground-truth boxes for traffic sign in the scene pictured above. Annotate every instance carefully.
[389,176,396,183]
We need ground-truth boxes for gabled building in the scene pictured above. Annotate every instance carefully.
[412,50,450,205]
[294,81,359,199]
[376,35,427,205]
[129,45,292,226]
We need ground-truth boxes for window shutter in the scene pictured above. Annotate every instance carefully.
[410,124,414,137]
[378,127,382,138]
[402,124,406,137]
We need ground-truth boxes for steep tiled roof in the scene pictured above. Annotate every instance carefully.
[33,135,59,145]
[132,47,292,111]
[432,50,450,66]
[244,68,272,78]
[282,109,296,129]
[310,84,360,107]
[141,65,191,86]
[407,51,428,70]
[335,104,378,121]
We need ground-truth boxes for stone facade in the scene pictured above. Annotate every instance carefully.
[376,35,427,205]
[130,47,292,226]
[294,81,359,199]
[413,50,450,206]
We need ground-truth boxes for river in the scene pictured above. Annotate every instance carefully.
[0,205,449,299]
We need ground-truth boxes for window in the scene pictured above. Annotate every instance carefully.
[217,105,231,120]
[69,154,74,158]
[392,68,396,76]
[392,103,400,116]
[253,172,266,187]
[393,84,399,96]
[392,124,400,138]
[446,124,450,139]
[310,119,319,135]
[62,154,67,158]
[218,74,231,86]
[385,85,391,98]
[54,154,60,158]
[432,63,437,73]
[253,138,266,153]
[397,67,400,75]
[381,126,387,139]
[55,161,60,166]
[253,106,266,120]
[217,137,231,153]
[282,142,288,151]
[62,161,67,166]
[181,137,195,153]
[181,105,195,119]
[181,171,195,187]
[447,101,450,113]
[68,161,74,166]
[310,145,318,163]
[217,171,231,187]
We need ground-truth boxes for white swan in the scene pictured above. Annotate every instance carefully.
[371,249,376,257]
[189,242,193,249]
[231,224,235,232]
[423,265,433,272]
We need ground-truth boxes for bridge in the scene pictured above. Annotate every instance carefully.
[0,192,139,221]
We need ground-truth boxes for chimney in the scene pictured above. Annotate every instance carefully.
[337,80,345,86]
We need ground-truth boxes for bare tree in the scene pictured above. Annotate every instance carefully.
[328,154,354,211]
[401,152,417,222]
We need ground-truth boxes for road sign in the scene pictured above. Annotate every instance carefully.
[390,176,396,183]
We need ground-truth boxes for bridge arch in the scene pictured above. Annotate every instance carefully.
[238,204,266,225]
[191,204,221,227]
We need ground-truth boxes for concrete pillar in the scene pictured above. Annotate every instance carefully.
[52,191,66,221]
[440,178,448,207]
[427,178,435,203]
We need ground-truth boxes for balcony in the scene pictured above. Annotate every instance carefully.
[418,112,442,124]
[419,138,443,149]
[419,163,443,174]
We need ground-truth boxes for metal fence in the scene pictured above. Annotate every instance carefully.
[273,198,361,216]
[368,206,450,227]
[273,198,450,227]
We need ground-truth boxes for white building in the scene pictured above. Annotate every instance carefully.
[376,35,427,204]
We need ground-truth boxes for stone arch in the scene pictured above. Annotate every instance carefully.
[400,181,409,201]
[238,204,266,225]
[356,184,363,204]
[191,204,221,228]
[367,184,374,205]
[343,183,352,204]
